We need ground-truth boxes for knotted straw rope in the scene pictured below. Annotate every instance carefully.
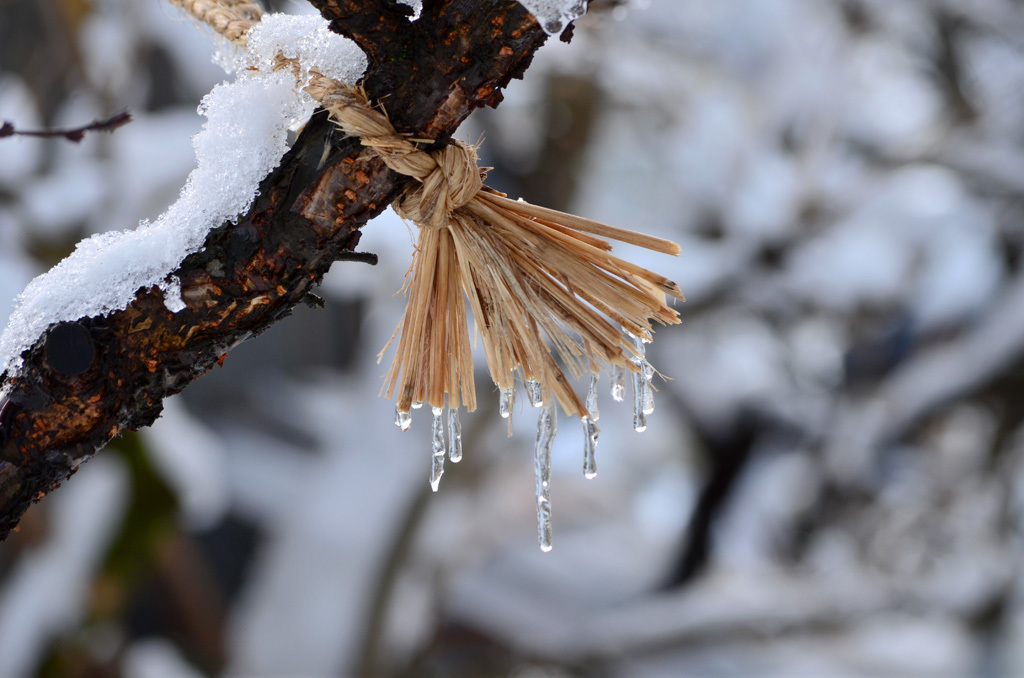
[309,79,485,229]
[169,0,263,44]
[168,0,684,418]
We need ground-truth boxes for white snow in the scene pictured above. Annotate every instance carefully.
[395,0,423,20]
[517,0,587,35]
[247,13,368,86]
[0,14,367,374]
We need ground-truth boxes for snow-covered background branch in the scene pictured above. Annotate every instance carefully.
[2,0,1024,675]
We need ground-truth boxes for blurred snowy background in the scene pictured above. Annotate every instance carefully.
[3,0,1024,675]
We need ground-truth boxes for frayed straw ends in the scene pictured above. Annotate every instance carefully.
[379,179,683,419]
[326,82,686,419]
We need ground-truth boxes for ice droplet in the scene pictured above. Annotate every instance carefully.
[412,401,424,409]
[610,364,625,402]
[430,406,445,491]
[582,415,599,479]
[527,378,544,407]
[586,373,600,421]
[535,404,556,552]
[500,384,515,436]
[447,408,463,463]
[394,405,412,432]
[543,18,564,34]
[500,386,514,418]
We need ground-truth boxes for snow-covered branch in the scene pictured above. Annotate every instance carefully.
[0,0,555,540]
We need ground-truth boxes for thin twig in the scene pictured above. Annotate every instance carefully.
[0,112,131,143]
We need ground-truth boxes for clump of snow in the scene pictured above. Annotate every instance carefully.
[0,14,367,374]
[518,0,587,35]
[395,0,423,20]
[248,13,368,86]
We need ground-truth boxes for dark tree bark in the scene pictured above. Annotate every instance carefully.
[0,0,562,540]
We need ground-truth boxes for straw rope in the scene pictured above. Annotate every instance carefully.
[166,0,685,418]
[168,0,263,44]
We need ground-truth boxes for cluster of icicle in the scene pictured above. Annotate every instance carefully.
[167,0,683,553]
[397,334,661,553]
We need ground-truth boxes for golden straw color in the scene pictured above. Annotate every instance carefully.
[166,0,263,44]
[168,0,685,419]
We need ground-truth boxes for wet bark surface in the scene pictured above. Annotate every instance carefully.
[0,0,558,540]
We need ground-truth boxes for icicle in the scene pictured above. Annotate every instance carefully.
[582,416,599,479]
[641,359,655,415]
[501,385,516,438]
[535,404,556,552]
[394,405,412,432]
[630,336,650,432]
[526,378,544,407]
[448,408,463,463]
[582,373,600,478]
[586,373,600,421]
[500,386,514,418]
[430,406,445,491]
[412,401,424,409]
[500,384,515,436]
[610,364,626,402]
[630,337,647,430]
[631,370,647,433]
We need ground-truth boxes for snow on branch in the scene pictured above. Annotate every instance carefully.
[0,14,366,375]
[517,0,588,34]
[0,0,559,541]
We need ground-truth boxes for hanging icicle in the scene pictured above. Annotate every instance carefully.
[630,336,653,432]
[500,386,514,419]
[500,384,515,437]
[535,404,556,551]
[610,364,626,402]
[526,378,545,408]
[430,406,445,491]
[582,373,600,478]
[447,407,463,463]
[641,361,655,415]
[585,373,601,423]
[394,405,412,432]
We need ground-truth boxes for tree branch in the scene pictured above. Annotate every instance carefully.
[0,111,132,143]
[0,0,555,539]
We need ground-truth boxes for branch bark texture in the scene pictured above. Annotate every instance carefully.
[0,0,555,539]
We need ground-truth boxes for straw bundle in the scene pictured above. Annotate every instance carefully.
[168,0,684,419]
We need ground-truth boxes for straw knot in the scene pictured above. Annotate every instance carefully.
[317,84,485,228]
[389,141,484,228]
